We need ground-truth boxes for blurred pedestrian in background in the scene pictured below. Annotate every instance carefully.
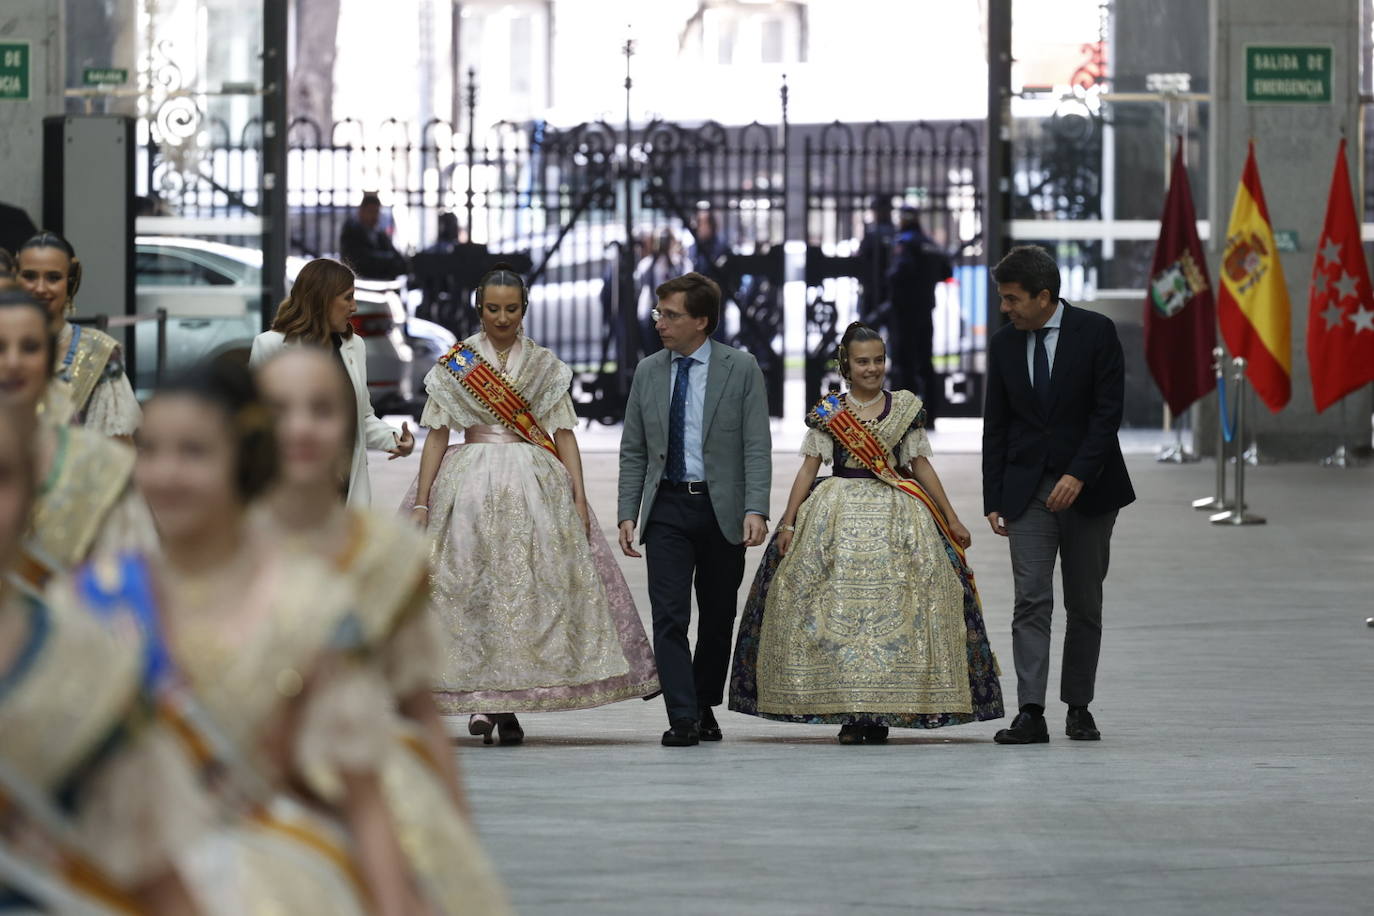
[856,194,897,328]
[249,257,413,507]
[340,191,408,280]
[887,207,953,427]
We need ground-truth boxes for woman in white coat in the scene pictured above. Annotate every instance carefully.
[249,257,414,505]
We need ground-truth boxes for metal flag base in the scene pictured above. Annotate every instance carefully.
[1157,442,1200,463]
[1322,445,1353,467]
[1193,494,1234,511]
[1321,402,1363,468]
[1192,349,1229,508]
[1209,508,1266,526]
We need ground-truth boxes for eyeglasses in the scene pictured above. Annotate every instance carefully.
[651,307,690,323]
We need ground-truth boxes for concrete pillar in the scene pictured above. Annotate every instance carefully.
[0,0,63,230]
[1209,0,1372,459]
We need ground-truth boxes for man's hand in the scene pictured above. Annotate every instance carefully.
[387,422,415,460]
[618,520,642,558]
[1045,474,1084,513]
[986,512,1008,537]
[742,514,768,547]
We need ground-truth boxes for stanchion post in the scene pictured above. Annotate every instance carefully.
[1211,357,1265,526]
[1193,346,1231,510]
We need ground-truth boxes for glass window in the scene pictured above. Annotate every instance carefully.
[136,250,236,287]
[761,18,784,65]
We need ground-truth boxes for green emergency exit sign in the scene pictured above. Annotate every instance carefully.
[0,42,30,101]
[83,68,129,87]
[1245,45,1332,103]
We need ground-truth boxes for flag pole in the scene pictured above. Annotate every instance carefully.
[1155,118,1199,465]
[1211,357,1265,526]
[1192,346,1232,510]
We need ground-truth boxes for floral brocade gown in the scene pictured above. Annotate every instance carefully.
[405,333,659,713]
[729,390,1004,729]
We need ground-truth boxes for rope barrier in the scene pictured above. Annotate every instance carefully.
[1216,369,1234,444]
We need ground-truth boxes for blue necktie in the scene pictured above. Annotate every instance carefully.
[1032,328,1051,409]
[667,357,693,482]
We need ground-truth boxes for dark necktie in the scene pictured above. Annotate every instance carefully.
[1032,327,1051,408]
[667,357,694,482]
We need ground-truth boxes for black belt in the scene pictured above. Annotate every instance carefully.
[660,480,709,496]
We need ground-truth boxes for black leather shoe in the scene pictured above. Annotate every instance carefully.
[862,725,890,744]
[698,707,723,742]
[661,718,700,747]
[1066,707,1101,741]
[837,724,864,745]
[994,710,1049,745]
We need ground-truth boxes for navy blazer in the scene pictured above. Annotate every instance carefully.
[982,300,1135,521]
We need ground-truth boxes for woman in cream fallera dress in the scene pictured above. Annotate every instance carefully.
[251,345,511,914]
[407,327,659,723]
[87,362,432,915]
[14,231,141,438]
[0,292,154,589]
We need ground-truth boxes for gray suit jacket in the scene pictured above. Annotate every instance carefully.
[618,341,772,544]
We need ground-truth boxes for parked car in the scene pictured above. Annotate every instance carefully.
[131,237,413,413]
[403,316,456,419]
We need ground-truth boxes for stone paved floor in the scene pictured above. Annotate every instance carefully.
[371,426,1374,915]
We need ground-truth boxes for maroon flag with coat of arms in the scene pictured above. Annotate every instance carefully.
[1143,139,1217,415]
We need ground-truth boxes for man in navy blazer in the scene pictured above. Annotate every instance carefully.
[982,245,1135,745]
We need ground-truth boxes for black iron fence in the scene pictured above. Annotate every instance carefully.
[802,120,985,419]
[136,85,1089,422]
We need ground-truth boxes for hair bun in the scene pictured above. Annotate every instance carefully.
[489,260,518,273]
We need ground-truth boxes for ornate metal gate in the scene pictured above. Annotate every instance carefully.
[278,81,788,421]
[801,120,987,418]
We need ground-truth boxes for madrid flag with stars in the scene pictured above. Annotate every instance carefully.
[1307,138,1374,413]
[1218,142,1291,412]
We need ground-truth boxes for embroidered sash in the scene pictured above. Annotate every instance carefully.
[0,583,142,914]
[437,343,558,456]
[808,393,979,589]
[0,838,138,914]
[58,325,119,415]
[74,556,368,899]
[76,557,267,800]
[29,426,134,574]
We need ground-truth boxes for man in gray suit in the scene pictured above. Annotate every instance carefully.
[618,272,772,747]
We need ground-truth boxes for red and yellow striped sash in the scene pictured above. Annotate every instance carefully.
[438,344,558,456]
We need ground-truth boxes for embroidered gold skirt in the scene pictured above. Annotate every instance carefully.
[755,477,982,718]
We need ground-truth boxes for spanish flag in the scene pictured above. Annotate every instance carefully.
[1217,142,1291,412]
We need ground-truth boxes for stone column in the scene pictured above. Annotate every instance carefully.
[1209,0,1372,459]
[0,0,63,228]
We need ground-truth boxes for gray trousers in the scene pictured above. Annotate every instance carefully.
[1006,474,1117,709]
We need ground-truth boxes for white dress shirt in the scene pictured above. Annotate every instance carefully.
[667,338,711,482]
[1025,300,1064,386]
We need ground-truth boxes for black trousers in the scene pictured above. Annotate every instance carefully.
[895,313,939,423]
[643,489,747,724]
